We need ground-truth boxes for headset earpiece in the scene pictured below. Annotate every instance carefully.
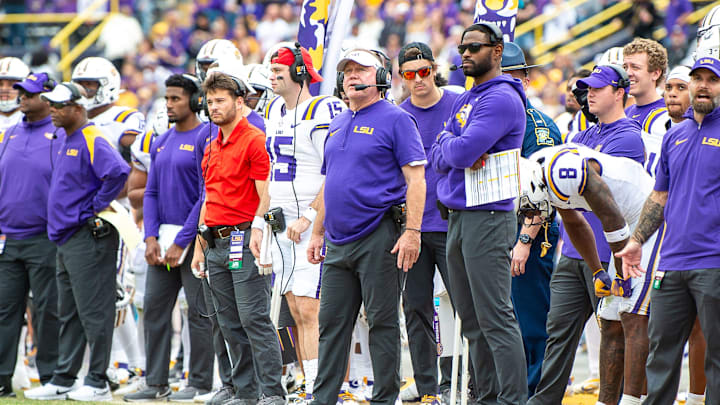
[288,42,308,85]
[599,64,631,90]
[63,82,82,101]
[43,78,56,92]
[182,73,204,113]
[369,49,391,88]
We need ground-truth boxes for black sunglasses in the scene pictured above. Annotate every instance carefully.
[48,101,76,109]
[457,42,495,54]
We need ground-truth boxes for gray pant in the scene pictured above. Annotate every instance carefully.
[202,278,237,391]
[143,240,213,389]
[51,225,119,388]
[205,230,284,398]
[527,256,602,405]
[446,210,527,405]
[0,234,59,384]
[645,268,720,404]
[312,217,402,405]
[403,232,451,396]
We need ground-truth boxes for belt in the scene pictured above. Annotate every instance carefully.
[210,222,251,239]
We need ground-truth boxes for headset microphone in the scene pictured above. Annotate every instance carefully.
[449,64,460,71]
[352,84,390,90]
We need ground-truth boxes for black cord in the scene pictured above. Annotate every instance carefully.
[194,234,234,318]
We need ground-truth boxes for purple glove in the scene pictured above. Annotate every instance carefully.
[611,276,633,298]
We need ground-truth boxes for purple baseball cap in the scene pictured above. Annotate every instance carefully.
[13,72,54,94]
[690,57,720,78]
[576,65,629,90]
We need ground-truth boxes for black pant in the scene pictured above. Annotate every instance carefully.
[0,234,59,384]
[202,278,238,391]
[206,230,284,398]
[51,225,119,388]
[312,217,402,405]
[402,232,451,396]
[143,240,213,389]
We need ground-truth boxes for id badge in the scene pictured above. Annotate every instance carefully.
[652,270,665,290]
[229,230,244,270]
[0,234,5,255]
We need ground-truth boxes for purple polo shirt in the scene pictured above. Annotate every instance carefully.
[322,99,426,245]
[654,107,720,270]
[429,74,526,211]
[0,116,65,239]
[400,90,459,232]
[561,117,645,261]
[144,123,208,248]
[625,98,666,127]
[47,123,130,245]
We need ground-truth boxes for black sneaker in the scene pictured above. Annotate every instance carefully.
[123,385,171,402]
[205,386,234,405]
[169,386,209,402]
[0,385,16,398]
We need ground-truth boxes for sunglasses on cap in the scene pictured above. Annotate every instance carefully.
[400,66,433,80]
[457,42,494,54]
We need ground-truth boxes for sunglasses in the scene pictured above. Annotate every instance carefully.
[457,42,494,54]
[48,101,75,109]
[400,66,433,80]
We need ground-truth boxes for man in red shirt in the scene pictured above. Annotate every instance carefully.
[191,72,285,405]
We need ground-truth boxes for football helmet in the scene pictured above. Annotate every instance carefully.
[244,63,275,113]
[696,5,720,60]
[262,41,296,67]
[598,47,624,66]
[517,157,552,219]
[71,57,121,110]
[0,57,30,112]
[206,57,256,95]
[196,39,243,81]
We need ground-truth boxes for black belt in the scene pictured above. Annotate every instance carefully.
[210,222,251,239]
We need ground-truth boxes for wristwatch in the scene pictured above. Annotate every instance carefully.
[518,233,534,245]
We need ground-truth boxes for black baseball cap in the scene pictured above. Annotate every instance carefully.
[398,42,435,67]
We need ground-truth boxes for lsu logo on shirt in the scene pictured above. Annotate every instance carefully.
[702,137,720,148]
[455,104,473,128]
[66,148,79,157]
[179,144,194,152]
[353,126,374,135]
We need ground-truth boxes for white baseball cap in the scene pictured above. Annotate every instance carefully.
[336,49,383,72]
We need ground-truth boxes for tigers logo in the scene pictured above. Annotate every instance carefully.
[455,104,473,128]
[473,0,517,40]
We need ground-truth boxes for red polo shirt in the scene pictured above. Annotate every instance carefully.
[202,117,270,227]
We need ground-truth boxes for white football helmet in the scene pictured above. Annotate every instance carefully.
[0,57,30,112]
[71,57,121,110]
[517,158,553,219]
[244,63,275,113]
[696,6,720,60]
[196,39,243,80]
[598,47,624,66]
[206,57,256,95]
[262,41,296,67]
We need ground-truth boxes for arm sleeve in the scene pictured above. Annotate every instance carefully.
[120,111,146,141]
[90,135,130,213]
[438,90,523,168]
[392,113,427,167]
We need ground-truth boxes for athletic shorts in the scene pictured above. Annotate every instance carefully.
[271,226,322,299]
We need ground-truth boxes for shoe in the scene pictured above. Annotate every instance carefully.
[123,385,171,402]
[439,388,457,405]
[193,389,217,403]
[420,395,441,405]
[170,386,210,402]
[24,382,74,400]
[204,386,234,405]
[224,399,259,405]
[257,395,286,405]
[399,380,419,401]
[337,390,360,405]
[115,376,146,395]
[282,364,298,394]
[571,377,599,395]
[67,383,112,402]
[0,384,16,398]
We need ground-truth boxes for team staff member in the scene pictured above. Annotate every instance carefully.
[0,73,61,397]
[307,48,426,405]
[428,23,528,404]
[24,82,129,402]
[251,45,343,399]
[191,72,285,405]
[396,41,458,404]
[124,74,213,402]
[528,65,645,405]
[500,42,562,396]
[623,38,668,125]
[617,57,720,405]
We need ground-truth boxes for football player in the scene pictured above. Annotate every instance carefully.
[0,57,30,130]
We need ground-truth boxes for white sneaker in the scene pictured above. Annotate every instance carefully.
[193,388,217,403]
[114,376,146,395]
[24,383,74,400]
[67,384,112,402]
[399,380,419,401]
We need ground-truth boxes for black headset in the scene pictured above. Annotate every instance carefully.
[229,76,248,98]
[368,49,391,88]
[598,64,631,89]
[182,73,204,113]
[466,22,503,44]
[62,82,83,101]
[41,75,56,92]
[336,72,344,95]
[287,42,309,85]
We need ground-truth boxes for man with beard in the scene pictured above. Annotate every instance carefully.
[428,23,528,404]
[617,56,720,405]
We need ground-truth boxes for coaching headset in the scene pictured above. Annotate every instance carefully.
[181,73,204,113]
[597,63,631,90]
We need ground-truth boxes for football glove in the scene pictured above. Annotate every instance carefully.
[611,275,633,298]
[593,268,612,297]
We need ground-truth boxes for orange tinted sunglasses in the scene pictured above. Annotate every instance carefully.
[400,66,432,80]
